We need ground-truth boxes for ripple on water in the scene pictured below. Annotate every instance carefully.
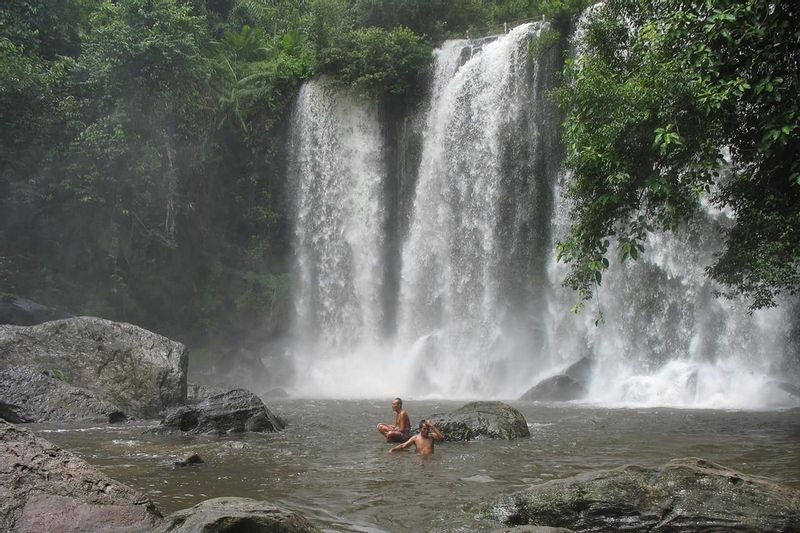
[461,474,495,483]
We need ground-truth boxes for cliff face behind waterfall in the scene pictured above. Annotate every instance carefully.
[286,20,798,407]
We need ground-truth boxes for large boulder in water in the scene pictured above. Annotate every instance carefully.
[0,317,187,419]
[519,375,586,402]
[0,420,162,532]
[519,357,594,402]
[152,497,319,532]
[430,401,529,441]
[489,457,800,531]
[154,389,286,435]
[0,366,127,423]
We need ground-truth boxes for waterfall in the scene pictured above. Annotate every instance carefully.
[285,24,798,407]
[288,79,388,395]
[395,23,560,397]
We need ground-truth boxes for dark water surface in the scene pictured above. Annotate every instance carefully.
[35,400,800,532]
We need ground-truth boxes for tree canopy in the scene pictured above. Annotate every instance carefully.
[2,0,794,366]
[556,0,800,310]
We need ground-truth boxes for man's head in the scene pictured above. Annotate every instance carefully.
[391,398,402,412]
[419,419,430,437]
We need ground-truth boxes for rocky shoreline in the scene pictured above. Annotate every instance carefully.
[2,316,799,531]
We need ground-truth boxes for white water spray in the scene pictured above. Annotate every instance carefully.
[288,79,389,395]
[285,25,798,407]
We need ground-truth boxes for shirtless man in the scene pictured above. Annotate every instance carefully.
[376,397,411,443]
[390,419,443,455]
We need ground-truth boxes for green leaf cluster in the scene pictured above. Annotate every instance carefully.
[318,26,432,99]
[557,0,800,309]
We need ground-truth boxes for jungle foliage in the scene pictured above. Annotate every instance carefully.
[0,0,580,351]
[557,0,799,310]
[3,0,792,361]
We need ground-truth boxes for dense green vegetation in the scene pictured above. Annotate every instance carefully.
[0,0,585,356]
[2,0,794,364]
[557,0,799,311]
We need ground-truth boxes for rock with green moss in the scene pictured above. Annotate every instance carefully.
[488,458,800,531]
[430,401,529,441]
[0,317,187,419]
[0,366,126,423]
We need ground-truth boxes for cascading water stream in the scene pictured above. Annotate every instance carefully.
[395,23,560,397]
[288,79,389,395]
[285,23,798,407]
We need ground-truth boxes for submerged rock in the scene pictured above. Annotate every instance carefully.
[489,457,800,531]
[154,389,286,435]
[174,453,204,467]
[152,497,319,532]
[0,420,162,532]
[0,366,127,423]
[0,317,187,419]
[430,401,529,441]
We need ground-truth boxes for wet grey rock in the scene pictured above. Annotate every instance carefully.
[0,295,70,326]
[519,375,586,402]
[492,526,575,533]
[489,457,800,531]
[0,400,33,424]
[519,357,595,402]
[0,366,126,423]
[430,401,529,441]
[0,317,188,419]
[0,420,162,532]
[108,410,130,423]
[186,381,228,405]
[154,389,286,435]
[174,453,204,467]
[152,497,319,532]
[562,356,594,383]
[263,387,290,399]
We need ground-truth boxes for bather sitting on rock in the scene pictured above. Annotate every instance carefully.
[377,397,411,442]
[390,419,443,455]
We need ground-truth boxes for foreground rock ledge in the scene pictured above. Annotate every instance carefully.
[431,401,530,441]
[0,420,161,532]
[152,497,319,532]
[489,457,800,531]
[0,317,187,419]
